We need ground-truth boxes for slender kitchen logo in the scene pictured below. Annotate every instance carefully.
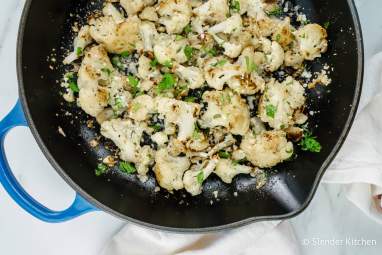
[302,237,377,247]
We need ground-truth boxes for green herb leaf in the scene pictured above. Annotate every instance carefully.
[275,33,281,42]
[184,96,197,102]
[150,124,163,132]
[245,56,258,73]
[101,68,112,76]
[95,163,108,176]
[163,60,173,68]
[183,24,192,34]
[150,58,159,67]
[175,34,184,41]
[299,132,322,153]
[76,47,83,56]
[119,161,137,174]
[184,45,194,60]
[212,59,227,67]
[266,104,277,118]
[112,56,123,69]
[218,150,231,159]
[230,0,240,13]
[69,81,79,93]
[196,171,204,184]
[323,21,330,30]
[157,73,176,93]
[128,75,140,96]
[192,124,201,139]
[266,6,283,17]
[120,51,130,58]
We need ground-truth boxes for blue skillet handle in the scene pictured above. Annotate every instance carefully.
[0,101,97,222]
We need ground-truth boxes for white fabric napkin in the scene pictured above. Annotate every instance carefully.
[322,52,382,222]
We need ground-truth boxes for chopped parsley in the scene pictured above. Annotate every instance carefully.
[120,51,130,58]
[163,60,173,68]
[230,0,240,13]
[184,96,197,102]
[95,163,108,176]
[101,68,112,76]
[76,47,83,56]
[157,73,176,93]
[275,34,281,42]
[196,171,204,184]
[207,47,218,57]
[245,56,258,73]
[266,6,283,17]
[299,131,322,153]
[119,161,137,174]
[184,45,194,60]
[175,34,184,41]
[69,81,79,93]
[323,21,331,29]
[212,59,227,67]
[183,24,192,34]
[150,58,159,67]
[218,150,231,159]
[266,104,277,118]
[113,97,124,110]
[111,56,123,69]
[128,75,140,96]
[150,124,163,132]
[192,124,201,139]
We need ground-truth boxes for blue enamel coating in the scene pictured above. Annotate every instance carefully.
[0,101,97,222]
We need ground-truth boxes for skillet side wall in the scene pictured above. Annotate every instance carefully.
[17,0,363,230]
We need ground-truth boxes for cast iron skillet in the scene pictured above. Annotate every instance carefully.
[0,0,363,232]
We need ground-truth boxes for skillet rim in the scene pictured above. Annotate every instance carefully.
[16,0,364,233]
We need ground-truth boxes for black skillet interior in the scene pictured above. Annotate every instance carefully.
[18,0,362,231]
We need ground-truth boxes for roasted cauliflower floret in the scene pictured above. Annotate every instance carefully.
[199,89,250,135]
[77,45,113,117]
[208,14,242,35]
[174,64,205,89]
[258,77,305,129]
[226,47,265,94]
[101,118,154,179]
[128,94,155,121]
[107,74,132,115]
[137,55,160,80]
[204,57,242,90]
[295,24,328,61]
[261,38,285,72]
[154,148,191,192]
[157,0,192,34]
[89,15,141,54]
[139,6,159,21]
[214,159,252,183]
[102,2,125,24]
[156,97,201,141]
[183,157,219,196]
[120,0,155,16]
[284,49,304,69]
[63,25,93,64]
[240,130,293,168]
[153,34,188,64]
[193,0,229,25]
[271,17,295,49]
[139,21,158,52]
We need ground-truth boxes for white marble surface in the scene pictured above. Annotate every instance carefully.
[0,0,381,254]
